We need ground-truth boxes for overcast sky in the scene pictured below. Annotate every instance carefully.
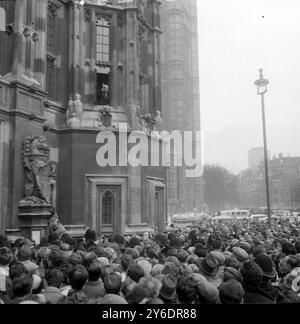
[197,0,300,174]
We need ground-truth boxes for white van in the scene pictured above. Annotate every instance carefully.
[213,215,234,222]
[250,214,268,222]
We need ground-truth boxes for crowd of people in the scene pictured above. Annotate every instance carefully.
[0,212,300,304]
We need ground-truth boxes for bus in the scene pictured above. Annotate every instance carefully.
[170,213,212,228]
[219,210,250,219]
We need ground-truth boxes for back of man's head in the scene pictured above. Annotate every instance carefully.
[18,245,31,262]
[104,273,122,295]
[219,280,244,304]
[12,273,33,298]
[69,265,88,291]
[241,261,263,287]
[45,268,64,289]
[86,259,102,281]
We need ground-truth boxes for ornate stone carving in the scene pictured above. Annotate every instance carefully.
[141,113,156,135]
[138,110,162,134]
[20,136,52,206]
[85,8,92,22]
[22,25,39,41]
[23,26,31,37]
[138,0,146,21]
[154,110,162,131]
[74,93,83,121]
[66,94,83,128]
[6,23,14,35]
[129,100,142,131]
[117,14,125,27]
[96,15,112,26]
[49,161,57,180]
[32,32,39,42]
[97,106,112,128]
[48,2,58,17]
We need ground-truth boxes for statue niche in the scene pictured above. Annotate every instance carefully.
[20,136,52,206]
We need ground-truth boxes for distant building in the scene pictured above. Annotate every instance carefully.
[239,154,300,210]
[160,0,204,216]
[248,147,271,170]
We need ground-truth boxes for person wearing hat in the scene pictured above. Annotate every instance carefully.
[177,249,189,263]
[100,293,128,304]
[239,241,252,254]
[223,267,242,283]
[176,274,199,304]
[162,262,179,280]
[197,279,220,304]
[158,274,177,304]
[254,253,279,302]
[219,279,244,304]
[137,259,152,277]
[241,261,274,304]
[152,233,169,256]
[198,251,222,282]
[84,229,98,250]
[18,245,39,274]
[151,264,164,278]
[232,247,249,266]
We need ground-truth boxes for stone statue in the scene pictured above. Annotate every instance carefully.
[74,93,83,123]
[129,100,142,131]
[49,161,57,179]
[20,136,52,206]
[155,110,162,123]
[96,110,103,128]
[141,113,154,135]
[66,94,81,128]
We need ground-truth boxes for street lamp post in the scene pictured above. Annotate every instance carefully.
[254,69,271,227]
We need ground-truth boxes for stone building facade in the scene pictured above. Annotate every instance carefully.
[0,0,166,240]
[160,0,203,216]
[239,154,300,210]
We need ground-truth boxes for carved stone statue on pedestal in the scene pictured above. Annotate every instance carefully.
[20,136,52,206]
[98,106,113,128]
[18,136,55,242]
[154,110,162,131]
[66,94,82,128]
[74,93,83,122]
[141,113,155,135]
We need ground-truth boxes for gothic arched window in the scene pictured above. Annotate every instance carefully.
[102,190,114,225]
[95,16,111,105]
[96,17,110,64]
[46,4,57,100]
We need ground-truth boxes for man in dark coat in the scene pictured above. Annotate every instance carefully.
[241,261,274,304]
